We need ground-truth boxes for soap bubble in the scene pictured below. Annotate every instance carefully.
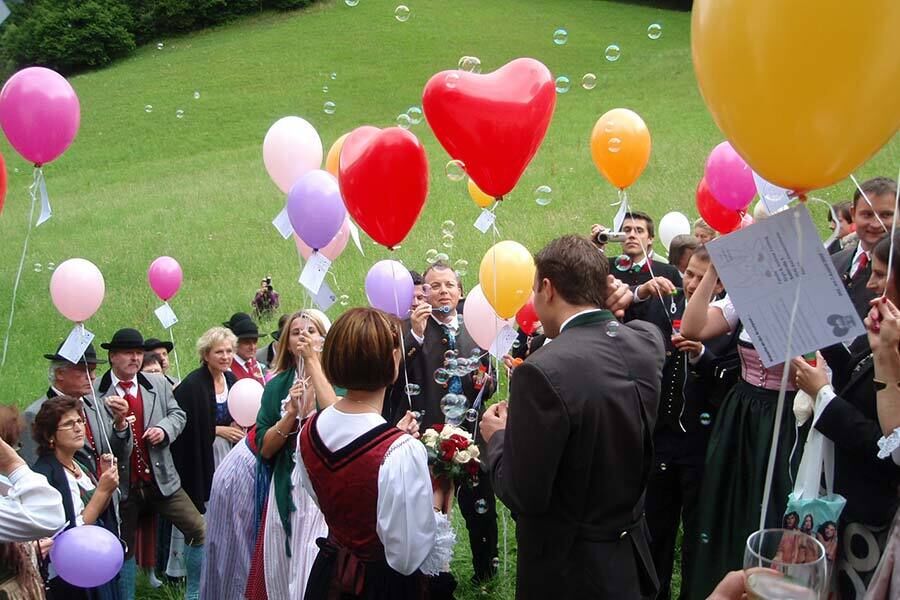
[647,23,662,40]
[605,44,621,62]
[441,233,454,248]
[555,76,571,94]
[435,252,449,262]
[330,72,337,80]
[453,259,469,276]
[441,220,456,235]
[396,113,412,129]
[193,91,200,100]
[175,109,184,119]
[443,350,458,362]
[144,105,153,113]
[156,42,164,50]
[339,294,350,306]
[425,249,439,264]
[700,533,710,544]
[394,5,410,22]
[581,73,597,90]
[440,393,467,424]
[458,56,482,74]
[405,383,421,396]
[323,101,336,115]
[700,412,712,426]
[474,498,489,514]
[445,160,466,182]
[33,263,42,273]
[344,0,359,6]
[322,85,329,93]
[445,72,461,89]
[534,185,552,206]
[608,137,622,153]
[465,408,478,423]
[614,255,634,271]
[605,321,620,338]
[407,106,423,125]
[552,28,568,46]
[434,368,451,385]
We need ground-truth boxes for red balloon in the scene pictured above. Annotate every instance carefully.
[696,177,742,234]
[515,296,540,336]
[422,58,556,199]
[0,151,6,216]
[339,126,429,250]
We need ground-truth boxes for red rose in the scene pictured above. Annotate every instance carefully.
[441,449,455,462]
[467,460,480,478]
[440,439,456,455]
[449,434,469,450]
[432,424,444,433]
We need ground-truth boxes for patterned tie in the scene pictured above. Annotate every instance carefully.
[440,323,463,394]
[246,358,261,381]
[857,252,869,277]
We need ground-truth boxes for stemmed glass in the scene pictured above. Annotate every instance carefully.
[743,528,828,599]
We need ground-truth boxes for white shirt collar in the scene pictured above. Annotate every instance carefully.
[852,242,869,264]
[431,313,459,331]
[110,371,136,395]
[233,354,248,368]
[559,308,606,333]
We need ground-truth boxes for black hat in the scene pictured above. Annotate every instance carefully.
[100,328,145,351]
[44,342,107,365]
[144,338,174,352]
[224,313,265,340]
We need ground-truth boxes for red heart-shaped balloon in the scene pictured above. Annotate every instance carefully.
[339,126,429,250]
[422,58,556,199]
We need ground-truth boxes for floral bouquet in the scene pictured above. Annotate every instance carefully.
[421,424,481,486]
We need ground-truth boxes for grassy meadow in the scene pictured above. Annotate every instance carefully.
[0,0,897,597]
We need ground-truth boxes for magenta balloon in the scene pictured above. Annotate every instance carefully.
[365,260,414,318]
[0,67,80,165]
[148,256,183,301]
[50,525,124,588]
[294,217,350,262]
[704,141,757,211]
[287,169,347,251]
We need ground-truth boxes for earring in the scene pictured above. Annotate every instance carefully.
[49,439,54,447]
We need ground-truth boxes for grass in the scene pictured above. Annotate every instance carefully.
[0,0,896,597]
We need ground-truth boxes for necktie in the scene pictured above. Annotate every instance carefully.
[440,324,463,394]
[120,380,135,401]
[858,252,869,273]
[247,358,261,380]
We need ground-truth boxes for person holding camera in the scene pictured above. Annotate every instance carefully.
[591,211,682,289]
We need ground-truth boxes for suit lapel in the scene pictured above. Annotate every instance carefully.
[139,376,158,428]
[841,353,874,395]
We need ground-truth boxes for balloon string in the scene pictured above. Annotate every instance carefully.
[388,257,414,412]
[83,341,121,509]
[758,209,804,537]
[629,211,675,324]
[882,164,900,299]
[850,174,889,233]
[168,320,182,381]
[0,169,40,371]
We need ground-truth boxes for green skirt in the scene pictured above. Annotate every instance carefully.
[685,380,807,599]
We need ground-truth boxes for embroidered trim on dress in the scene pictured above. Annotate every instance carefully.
[876,427,900,459]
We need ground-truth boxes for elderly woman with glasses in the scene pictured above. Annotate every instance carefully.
[31,395,121,600]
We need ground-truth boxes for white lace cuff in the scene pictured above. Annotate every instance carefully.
[876,427,900,459]
[419,511,456,576]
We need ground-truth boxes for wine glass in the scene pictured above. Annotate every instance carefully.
[743,528,827,599]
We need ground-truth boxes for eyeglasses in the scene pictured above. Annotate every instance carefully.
[57,417,85,431]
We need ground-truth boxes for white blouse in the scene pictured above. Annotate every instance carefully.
[296,406,454,576]
[0,465,66,542]
[710,295,753,343]
[64,470,95,526]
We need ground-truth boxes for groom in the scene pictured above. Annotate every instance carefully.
[481,235,665,599]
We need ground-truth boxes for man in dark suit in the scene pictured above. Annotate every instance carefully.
[387,261,498,587]
[224,312,267,385]
[831,177,897,321]
[481,234,665,600]
[592,210,683,288]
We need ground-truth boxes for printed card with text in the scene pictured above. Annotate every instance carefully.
[299,252,332,295]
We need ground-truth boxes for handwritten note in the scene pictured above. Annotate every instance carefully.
[474,209,496,234]
[708,205,863,367]
[489,325,519,359]
[154,302,178,329]
[271,207,293,240]
[59,325,95,364]
[299,252,332,295]
[313,280,337,311]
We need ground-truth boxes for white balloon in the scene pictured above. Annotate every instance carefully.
[658,212,692,251]
[263,116,323,194]
[227,378,265,427]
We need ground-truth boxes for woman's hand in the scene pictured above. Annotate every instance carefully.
[790,353,829,397]
[297,331,320,362]
[287,380,305,417]
[868,297,900,355]
[97,463,119,494]
[396,411,420,438]
[216,425,245,443]
[38,538,53,560]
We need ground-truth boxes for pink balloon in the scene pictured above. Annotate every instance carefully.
[50,259,105,322]
[0,67,80,166]
[294,217,350,261]
[463,285,516,350]
[148,256,183,301]
[228,378,264,427]
[263,116,323,194]
[704,141,756,211]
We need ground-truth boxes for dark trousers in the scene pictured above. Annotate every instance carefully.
[457,472,499,581]
[645,459,704,600]
[120,483,205,559]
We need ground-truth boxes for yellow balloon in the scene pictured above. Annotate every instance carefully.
[479,241,535,319]
[692,0,900,193]
[325,133,349,177]
[467,178,494,209]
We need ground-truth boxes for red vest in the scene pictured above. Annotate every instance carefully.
[125,386,153,484]
[231,359,266,387]
[299,412,404,559]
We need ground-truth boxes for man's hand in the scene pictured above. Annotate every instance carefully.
[0,436,25,476]
[410,303,431,339]
[502,355,524,371]
[143,426,166,445]
[637,276,677,300]
[672,335,703,358]
[479,401,508,444]
[105,396,130,430]
[590,223,608,238]
[605,275,633,318]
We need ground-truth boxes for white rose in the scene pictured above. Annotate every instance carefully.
[453,449,472,464]
[467,445,480,459]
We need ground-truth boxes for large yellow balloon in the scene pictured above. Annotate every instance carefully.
[692,0,900,193]
[479,241,535,319]
[467,178,494,209]
[325,133,349,177]
[590,108,652,190]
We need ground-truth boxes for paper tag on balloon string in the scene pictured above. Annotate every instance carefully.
[752,171,793,215]
[347,220,365,256]
[489,325,519,359]
[59,325,94,364]
[271,207,293,240]
[36,171,52,226]
[312,280,337,311]
[474,209,496,234]
[299,252,332,295]
[154,302,178,329]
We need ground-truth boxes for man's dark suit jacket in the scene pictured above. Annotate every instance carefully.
[608,256,683,288]
[487,310,665,599]
[832,242,875,320]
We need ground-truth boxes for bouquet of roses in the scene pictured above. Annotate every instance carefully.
[421,424,481,486]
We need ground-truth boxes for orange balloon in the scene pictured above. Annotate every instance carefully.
[325,133,349,177]
[590,108,651,190]
[467,178,494,209]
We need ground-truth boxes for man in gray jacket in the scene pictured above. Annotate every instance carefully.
[95,328,205,600]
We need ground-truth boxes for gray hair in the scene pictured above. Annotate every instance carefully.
[196,326,238,362]
[47,361,71,384]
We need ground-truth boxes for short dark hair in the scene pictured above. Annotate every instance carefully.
[829,201,852,224]
[622,211,655,238]
[423,261,459,282]
[669,234,699,268]
[142,352,163,369]
[534,235,608,307]
[873,233,900,298]
[322,308,401,392]
[852,177,897,207]
[690,244,711,264]
[32,395,82,456]
[409,270,424,286]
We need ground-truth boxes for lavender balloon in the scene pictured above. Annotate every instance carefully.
[50,525,124,588]
[287,169,347,251]
[365,260,414,317]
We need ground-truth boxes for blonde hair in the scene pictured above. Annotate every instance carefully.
[271,310,330,374]
[196,326,238,362]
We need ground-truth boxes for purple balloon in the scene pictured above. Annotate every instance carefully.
[147,256,183,301]
[0,67,80,165]
[50,525,124,588]
[704,141,756,211]
[287,169,347,251]
[365,260,414,317]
